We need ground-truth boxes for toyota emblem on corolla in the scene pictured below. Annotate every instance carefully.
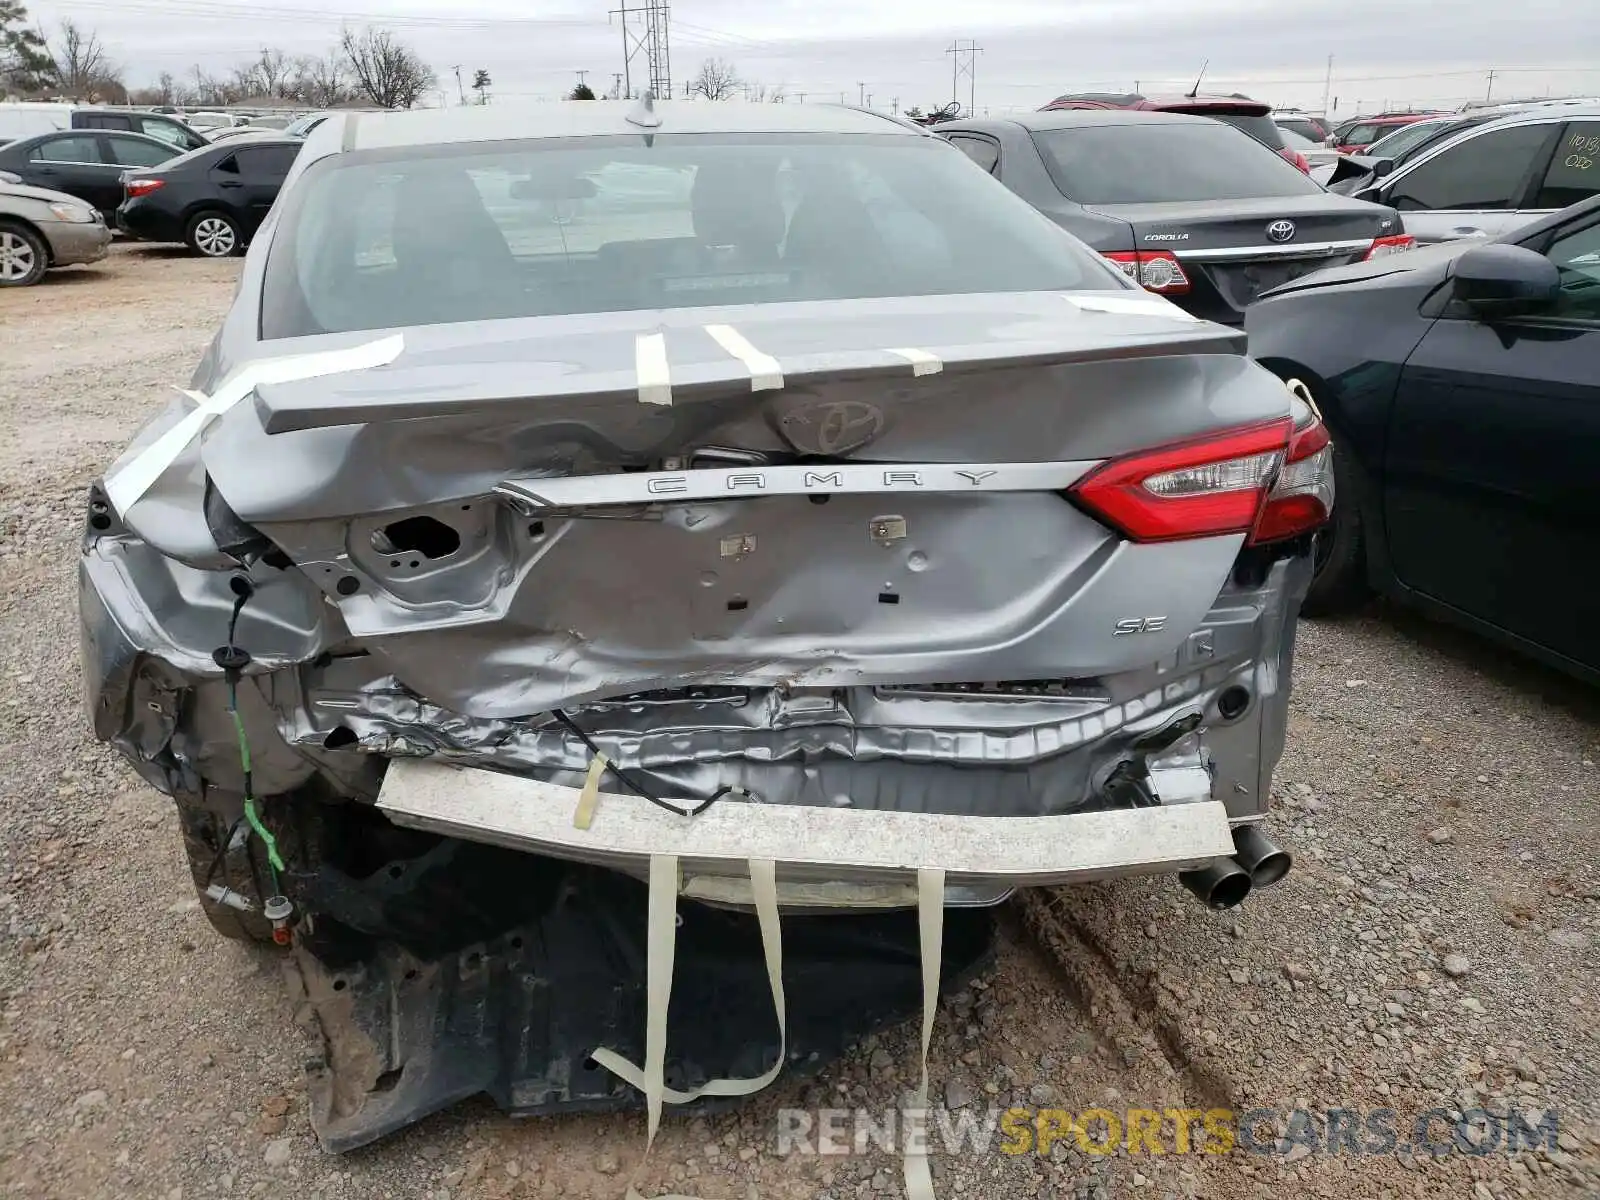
[1266,220,1297,243]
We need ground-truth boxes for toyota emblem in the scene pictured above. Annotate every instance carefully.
[1266,219,1296,243]
[777,399,887,455]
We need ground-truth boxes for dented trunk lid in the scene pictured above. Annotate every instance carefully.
[187,291,1291,716]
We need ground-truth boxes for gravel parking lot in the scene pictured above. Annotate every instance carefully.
[1,246,1596,1200]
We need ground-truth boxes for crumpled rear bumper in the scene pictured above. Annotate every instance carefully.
[378,758,1237,904]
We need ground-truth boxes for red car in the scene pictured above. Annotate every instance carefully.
[1325,112,1449,154]
[1041,92,1311,173]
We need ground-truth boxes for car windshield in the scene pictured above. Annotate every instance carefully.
[1366,119,1454,159]
[1031,121,1325,205]
[260,133,1118,338]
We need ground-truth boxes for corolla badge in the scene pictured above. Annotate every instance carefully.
[1266,220,1297,243]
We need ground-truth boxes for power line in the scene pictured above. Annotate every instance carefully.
[946,39,982,116]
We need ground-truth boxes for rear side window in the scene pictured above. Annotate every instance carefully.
[261,134,1115,338]
[946,134,999,173]
[1534,122,1600,210]
[78,113,131,131]
[30,134,101,163]
[1388,123,1555,211]
[234,144,299,179]
[106,136,173,167]
[1031,121,1324,205]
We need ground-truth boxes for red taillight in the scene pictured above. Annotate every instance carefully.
[1279,147,1311,174]
[1069,419,1292,543]
[1361,234,1416,261]
[125,178,165,198]
[1250,392,1334,543]
[1102,250,1191,295]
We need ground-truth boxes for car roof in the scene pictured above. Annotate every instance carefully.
[965,109,1218,133]
[326,100,932,152]
[1,128,171,149]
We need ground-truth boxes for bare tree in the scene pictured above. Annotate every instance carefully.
[156,69,176,104]
[340,25,435,110]
[47,19,119,101]
[690,57,741,101]
[252,46,292,98]
[296,52,350,107]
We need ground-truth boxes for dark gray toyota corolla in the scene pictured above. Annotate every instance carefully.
[80,99,1330,1149]
[939,109,1413,324]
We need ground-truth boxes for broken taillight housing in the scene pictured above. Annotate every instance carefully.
[1249,392,1335,543]
[125,178,165,198]
[1069,419,1292,542]
[1102,250,1192,295]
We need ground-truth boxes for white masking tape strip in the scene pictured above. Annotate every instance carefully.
[1066,293,1201,321]
[887,347,944,376]
[590,858,786,1105]
[636,333,673,406]
[704,324,784,391]
[104,334,404,514]
[573,753,609,830]
[903,867,945,1200]
[593,856,784,1200]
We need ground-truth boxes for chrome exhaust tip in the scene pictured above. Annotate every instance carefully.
[1179,858,1253,910]
[1232,824,1292,888]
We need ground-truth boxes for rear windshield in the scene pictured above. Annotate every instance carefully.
[1032,122,1325,205]
[1206,113,1287,151]
[260,133,1116,339]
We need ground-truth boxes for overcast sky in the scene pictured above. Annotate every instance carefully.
[24,0,1600,117]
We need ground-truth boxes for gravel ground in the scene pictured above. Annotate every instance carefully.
[0,247,1596,1200]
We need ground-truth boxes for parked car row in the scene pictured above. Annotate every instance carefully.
[0,124,305,284]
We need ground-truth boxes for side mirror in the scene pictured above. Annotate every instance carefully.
[1370,157,1395,179]
[1451,244,1560,316]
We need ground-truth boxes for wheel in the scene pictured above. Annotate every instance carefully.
[0,222,48,287]
[1300,446,1370,617]
[185,210,242,258]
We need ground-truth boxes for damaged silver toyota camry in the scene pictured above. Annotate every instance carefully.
[81,100,1331,1158]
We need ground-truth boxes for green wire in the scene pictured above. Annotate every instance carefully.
[229,686,285,881]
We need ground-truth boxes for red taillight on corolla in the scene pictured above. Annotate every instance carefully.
[125,178,165,198]
[1069,419,1292,542]
[1249,390,1335,543]
[1362,234,1415,261]
[1278,147,1311,174]
[1102,250,1192,295]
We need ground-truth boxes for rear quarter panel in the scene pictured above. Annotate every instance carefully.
[1246,259,1449,579]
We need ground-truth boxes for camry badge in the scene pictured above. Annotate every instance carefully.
[1266,220,1297,243]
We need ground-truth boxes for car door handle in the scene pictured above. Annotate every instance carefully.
[218,180,244,188]
[34,165,57,174]
[1451,226,1487,237]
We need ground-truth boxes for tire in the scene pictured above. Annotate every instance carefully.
[184,210,242,258]
[1300,446,1370,617]
[176,787,318,943]
[0,221,49,288]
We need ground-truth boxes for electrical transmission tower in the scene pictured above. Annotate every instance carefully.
[946,39,982,116]
[610,0,671,100]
